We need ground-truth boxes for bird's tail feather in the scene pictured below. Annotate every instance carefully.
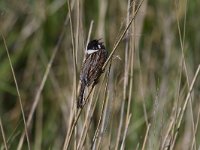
[77,83,85,108]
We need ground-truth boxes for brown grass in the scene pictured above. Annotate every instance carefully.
[0,0,200,149]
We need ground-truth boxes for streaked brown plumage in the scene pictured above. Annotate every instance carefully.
[77,39,108,108]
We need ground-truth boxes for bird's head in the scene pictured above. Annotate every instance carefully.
[86,39,105,54]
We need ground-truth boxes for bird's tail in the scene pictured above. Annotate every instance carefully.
[77,83,85,108]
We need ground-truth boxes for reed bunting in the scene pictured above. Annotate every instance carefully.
[77,39,108,108]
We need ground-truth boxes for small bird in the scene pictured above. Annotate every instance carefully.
[77,39,108,108]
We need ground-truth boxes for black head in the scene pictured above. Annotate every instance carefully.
[87,39,105,50]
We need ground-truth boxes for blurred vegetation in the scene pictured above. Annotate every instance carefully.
[0,0,200,149]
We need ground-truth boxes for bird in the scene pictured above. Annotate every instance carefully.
[77,39,108,108]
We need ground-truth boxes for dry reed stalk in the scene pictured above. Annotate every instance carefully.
[114,1,145,149]
[16,0,76,147]
[93,67,110,149]
[62,85,95,149]
[171,65,200,149]
[141,123,151,150]
[67,0,78,148]
[120,114,132,150]
[176,0,196,146]
[0,117,8,150]
[102,0,145,70]
[63,20,94,150]
[191,104,200,150]
[2,34,30,150]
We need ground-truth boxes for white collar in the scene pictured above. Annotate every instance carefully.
[87,49,99,54]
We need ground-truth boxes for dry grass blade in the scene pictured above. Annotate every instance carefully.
[115,0,133,149]
[120,114,132,150]
[172,65,200,146]
[2,33,30,150]
[92,64,111,149]
[102,0,145,70]
[76,90,95,149]
[85,21,94,50]
[1,0,200,149]
[63,85,95,150]
[141,124,151,150]
[67,0,78,147]
[62,20,94,150]
[115,0,139,149]
[161,58,183,149]
[17,30,65,150]
[161,109,181,149]
[64,66,108,149]
[54,0,144,148]
[67,0,77,93]
[16,6,73,148]
[175,0,196,147]
[95,95,109,149]
[191,104,200,149]
[0,117,8,150]
[78,71,108,149]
